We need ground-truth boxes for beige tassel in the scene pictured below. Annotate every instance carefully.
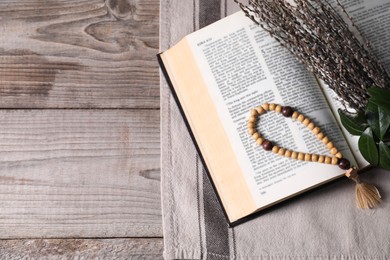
[345,168,381,209]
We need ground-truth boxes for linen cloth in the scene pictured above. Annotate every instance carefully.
[160,1,390,259]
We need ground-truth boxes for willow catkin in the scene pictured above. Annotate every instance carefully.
[235,0,390,112]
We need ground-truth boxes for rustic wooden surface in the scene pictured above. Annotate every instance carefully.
[0,238,163,259]
[0,110,161,238]
[0,0,159,109]
[0,0,162,258]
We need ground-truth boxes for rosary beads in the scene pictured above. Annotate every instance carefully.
[248,102,381,209]
[247,103,351,170]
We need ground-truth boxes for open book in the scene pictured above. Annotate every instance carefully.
[158,1,389,226]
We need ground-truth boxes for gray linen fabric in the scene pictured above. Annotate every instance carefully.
[160,1,390,259]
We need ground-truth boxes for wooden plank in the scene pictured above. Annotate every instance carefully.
[0,109,162,238]
[0,0,159,109]
[0,238,163,259]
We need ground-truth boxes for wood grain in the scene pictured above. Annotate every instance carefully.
[0,109,162,238]
[0,0,159,109]
[0,238,163,259]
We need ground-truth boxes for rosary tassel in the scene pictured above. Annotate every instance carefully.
[345,168,381,209]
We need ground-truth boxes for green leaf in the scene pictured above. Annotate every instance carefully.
[378,142,390,170]
[358,127,379,166]
[366,101,390,140]
[368,88,390,114]
[338,109,367,136]
[384,130,390,142]
[379,106,390,140]
[366,101,380,139]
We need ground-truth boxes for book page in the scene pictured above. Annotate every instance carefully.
[162,37,259,222]
[320,0,390,168]
[186,12,357,209]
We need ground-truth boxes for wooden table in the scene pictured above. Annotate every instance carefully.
[0,0,163,258]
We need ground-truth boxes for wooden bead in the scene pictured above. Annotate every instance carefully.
[292,111,299,119]
[262,103,269,110]
[248,128,256,135]
[256,137,264,145]
[291,151,298,159]
[285,150,292,158]
[318,155,325,163]
[298,152,305,161]
[327,142,334,149]
[304,153,312,161]
[248,122,255,128]
[331,157,339,165]
[335,152,343,159]
[312,127,320,135]
[298,114,305,122]
[330,147,338,155]
[256,106,265,114]
[275,105,282,113]
[325,156,332,164]
[248,115,256,123]
[272,145,279,154]
[252,132,260,140]
[278,148,286,156]
[322,136,330,145]
[303,118,310,126]
[307,122,315,130]
[311,154,319,162]
[317,132,324,140]
[262,140,273,151]
[269,103,276,110]
[250,109,258,116]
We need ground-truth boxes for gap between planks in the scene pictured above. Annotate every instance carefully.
[0,238,164,259]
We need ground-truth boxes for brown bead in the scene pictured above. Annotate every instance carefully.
[262,140,273,151]
[269,103,276,110]
[278,148,286,156]
[335,152,343,159]
[248,128,256,135]
[311,154,319,162]
[298,152,305,161]
[304,153,312,161]
[248,116,256,123]
[272,146,280,154]
[282,106,294,117]
[330,147,338,155]
[298,114,305,122]
[252,132,260,140]
[285,150,292,158]
[275,105,282,113]
[327,142,334,149]
[338,158,351,170]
